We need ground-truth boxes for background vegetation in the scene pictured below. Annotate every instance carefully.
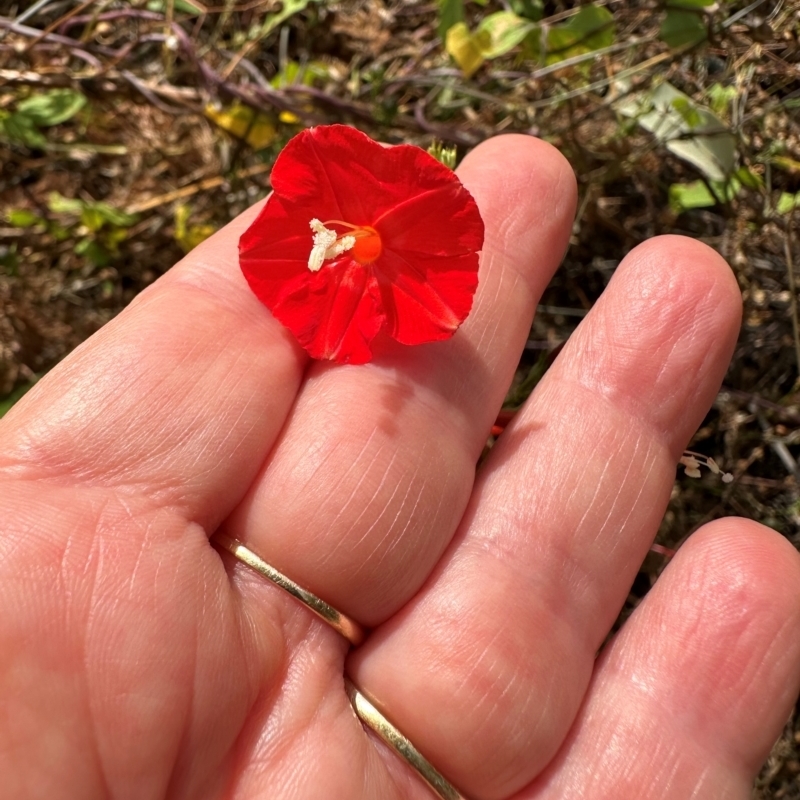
[1,0,799,794]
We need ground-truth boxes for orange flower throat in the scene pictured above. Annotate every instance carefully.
[308,219,382,271]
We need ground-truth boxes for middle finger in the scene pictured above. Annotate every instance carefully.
[224,135,577,624]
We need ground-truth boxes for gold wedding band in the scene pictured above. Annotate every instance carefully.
[214,534,366,646]
[345,679,469,800]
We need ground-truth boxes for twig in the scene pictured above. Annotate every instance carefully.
[529,51,675,110]
[125,162,272,214]
[19,0,97,53]
[0,17,101,67]
[784,216,800,383]
[751,403,800,482]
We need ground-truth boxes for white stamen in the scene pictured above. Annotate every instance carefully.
[679,451,733,482]
[308,219,355,272]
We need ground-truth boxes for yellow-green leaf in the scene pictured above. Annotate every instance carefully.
[174,204,215,253]
[476,11,537,59]
[776,192,800,215]
[446,22,486,78]
[669,180,717,213]
[205,102,277,150]
[47,192,83,215]
[6,209,42,227]
[81,206,106,232]
[772,156,800,175]
[17,89,86,127]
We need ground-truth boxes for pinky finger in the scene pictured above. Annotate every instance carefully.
[524,518,800,800]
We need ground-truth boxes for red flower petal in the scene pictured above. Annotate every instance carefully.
[239,124,484,364]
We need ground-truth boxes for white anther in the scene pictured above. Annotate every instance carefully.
[308,219,355,272]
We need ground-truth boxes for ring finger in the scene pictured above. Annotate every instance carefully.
[348,235,743,799]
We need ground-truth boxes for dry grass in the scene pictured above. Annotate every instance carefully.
[1,0,799,794]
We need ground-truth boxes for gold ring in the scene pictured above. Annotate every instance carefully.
[345,679,469,800]
[214,534,366,646]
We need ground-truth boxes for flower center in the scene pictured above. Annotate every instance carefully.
[307,219,382,271]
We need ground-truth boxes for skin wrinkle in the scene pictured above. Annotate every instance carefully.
[572,260,737,442]
[449,265,518,413]
[17,330,217,492]
[339,448,406,555]
[480,182,567,293]
[324,438,402,537]
[564,556,787,798]
[166,259,277,326]
[285,420,367,502]
[373,460,434,570]
[245,630,342,786]
[55,501,108,797]
[348,450,425,577]
[80,506,116,798]
[164,549,201,797]
[582,433,658,561]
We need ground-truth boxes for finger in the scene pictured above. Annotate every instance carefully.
[0,200,307,528]
[524,519,800,799]
[349,236,743,798]
[224,135,577,623]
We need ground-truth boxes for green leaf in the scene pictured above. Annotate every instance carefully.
[17,89,86,127]
[50,223,72,241]
[666,0,715,8]
[660,9,707,48]
[508,0,543,21]
[6,209,42,227]
[771,156,800,175]
[476,11,538,59]
[618,81,737,181]
[47,192,84,215]
[671,96,703,128]
[776,192,800,215]
[257,0,319,39]
[146,0,204,14]
[438,0,464,39]
[204,101,277,150]
[0,244,19,275]
[93,202,138,228]
[0,112,47,147]
[734,166,764,190]
[707,83,738,117]
[75,237,110,267]
[102,226,130,249]
[545,4,615,63]
[80,206,106,232]
[669,181,717,213]
[668,178,740,213]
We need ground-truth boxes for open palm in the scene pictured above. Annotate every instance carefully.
[2,136,799,800]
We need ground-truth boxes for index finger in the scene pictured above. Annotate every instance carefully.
[0,199,307,529]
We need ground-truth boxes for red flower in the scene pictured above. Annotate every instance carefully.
[239,124,484,364]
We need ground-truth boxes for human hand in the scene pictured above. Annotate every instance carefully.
[1,135,798,800]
